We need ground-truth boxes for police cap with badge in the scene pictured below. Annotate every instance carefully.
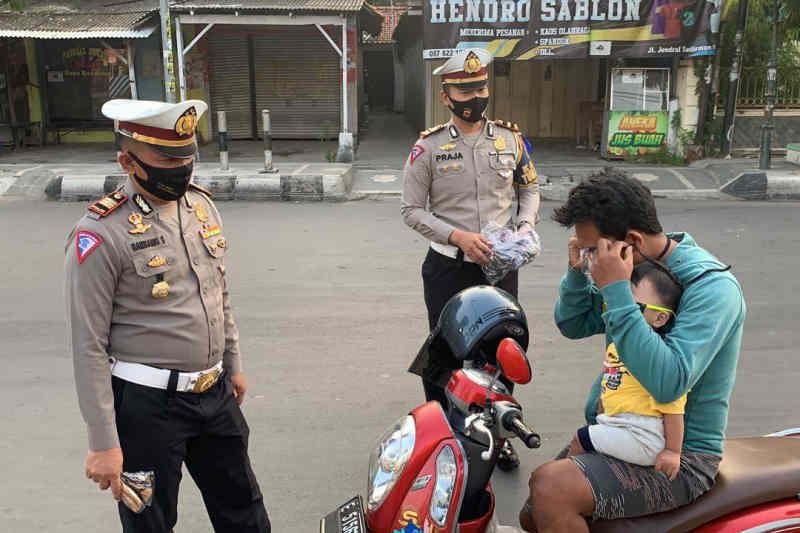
[101,99,208,201]
[102,99,208,158]
[434,48,493,90]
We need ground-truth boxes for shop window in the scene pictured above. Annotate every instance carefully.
[43,39,129,123]
[610,68,669,111]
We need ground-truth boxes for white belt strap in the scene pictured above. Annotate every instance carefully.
[430,242,476,263]
[110,359,224,393]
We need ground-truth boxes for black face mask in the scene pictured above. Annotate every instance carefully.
[448,95,489,123]
[129,152,193,201]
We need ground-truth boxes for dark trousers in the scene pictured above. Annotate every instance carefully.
[113,374,270,533]
[421,248,519,405]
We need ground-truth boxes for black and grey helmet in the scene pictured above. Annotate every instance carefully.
[435,286,529,363]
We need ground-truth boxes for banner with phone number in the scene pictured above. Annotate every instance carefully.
[423,0,722,60]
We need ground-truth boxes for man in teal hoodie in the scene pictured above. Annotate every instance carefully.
[519,172,745,532]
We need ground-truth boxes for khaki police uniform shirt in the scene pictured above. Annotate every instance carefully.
[65,179,240,450]
[401,119,540,245]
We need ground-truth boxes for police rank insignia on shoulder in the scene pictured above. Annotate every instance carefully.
[494,120,520,133]
[189,182,213,198]
[88,192,128,218]
[419,123,447,139]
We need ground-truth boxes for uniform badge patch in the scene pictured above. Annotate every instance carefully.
[200,225,221,240]
[147,255,167,268]
[76,230,102,264]
[133,194,153,215]
[194,203,209,223]
[128,213,151,235]
[409,144,425,165]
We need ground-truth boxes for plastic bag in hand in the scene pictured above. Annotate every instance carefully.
[480,221,542,285]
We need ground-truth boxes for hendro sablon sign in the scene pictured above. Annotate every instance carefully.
[423,0,722,60]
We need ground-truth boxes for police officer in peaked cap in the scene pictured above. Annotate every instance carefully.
[65,98,270,532]
[401,48,541,471]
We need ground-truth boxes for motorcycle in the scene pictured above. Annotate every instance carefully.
[321,293,800,533]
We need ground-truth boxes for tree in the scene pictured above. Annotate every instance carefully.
[718,0,800,104]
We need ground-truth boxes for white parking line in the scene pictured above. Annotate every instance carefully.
[666,168,696,189]
[0,177,17,196]
[291,164,309,175]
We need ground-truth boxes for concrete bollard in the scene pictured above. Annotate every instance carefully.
[217,111,230,171]
[260,109,278,174]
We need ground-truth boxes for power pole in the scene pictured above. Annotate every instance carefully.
[721,0,749,157]
[159,0,176,103]
[759,0,780,170]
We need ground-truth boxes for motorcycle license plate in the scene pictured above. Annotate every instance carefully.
[320,495,367,533]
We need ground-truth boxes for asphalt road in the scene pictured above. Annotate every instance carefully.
[1,197,798,532]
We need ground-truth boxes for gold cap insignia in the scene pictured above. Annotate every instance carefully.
[464,52,482,74]
[175,107,198,137]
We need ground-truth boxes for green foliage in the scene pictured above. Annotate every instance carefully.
[718,0,800,106]
[0,0,28,10]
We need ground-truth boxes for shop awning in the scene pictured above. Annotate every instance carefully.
[171,0,383,36]
[0,0,157,39]
[171,0,369,12]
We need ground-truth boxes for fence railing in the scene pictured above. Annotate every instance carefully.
[735,67,800,108]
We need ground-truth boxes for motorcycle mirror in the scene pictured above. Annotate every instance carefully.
[496,338,532,385]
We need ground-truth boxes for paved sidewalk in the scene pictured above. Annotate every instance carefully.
[1,112,797,201]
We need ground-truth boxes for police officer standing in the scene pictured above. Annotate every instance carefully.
[401,49,540,470]
[65,99,270,532]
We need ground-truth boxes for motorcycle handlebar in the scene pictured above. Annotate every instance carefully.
[503,411,541,449]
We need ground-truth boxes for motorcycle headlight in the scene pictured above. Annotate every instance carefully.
[429,445,457,527]
[367,415,415,511]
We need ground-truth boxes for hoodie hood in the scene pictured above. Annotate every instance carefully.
[664,232,738,289]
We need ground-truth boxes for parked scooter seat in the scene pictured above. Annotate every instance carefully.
[590,437,800,533]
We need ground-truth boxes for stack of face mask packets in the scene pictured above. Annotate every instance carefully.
[481,221,542,285]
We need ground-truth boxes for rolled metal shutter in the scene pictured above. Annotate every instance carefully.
[208,30,253,139]
[252,26,341,139]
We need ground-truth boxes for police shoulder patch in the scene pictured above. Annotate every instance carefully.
[494,119,520,133]
[76,230,103,264]
[409,144,425,165]
[189,182,213,198]
[419,123,447,139]
[87,191,128,218]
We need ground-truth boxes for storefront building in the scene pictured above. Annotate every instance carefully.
[0,0,162,145]
[397,0,722,158]
[170,0,382,144]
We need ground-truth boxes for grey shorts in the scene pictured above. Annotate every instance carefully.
[522,444,721,522]
[567,445,720,521]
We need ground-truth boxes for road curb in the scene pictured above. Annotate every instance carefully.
[47,167,353,202]
[720,170,800,200]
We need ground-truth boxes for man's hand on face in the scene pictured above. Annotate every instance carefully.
[568,235,584,269]
[86,447,124,501]
[449,229,493,266]
[590,238,634,288]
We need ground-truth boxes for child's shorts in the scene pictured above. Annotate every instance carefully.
[577,413,665,466]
